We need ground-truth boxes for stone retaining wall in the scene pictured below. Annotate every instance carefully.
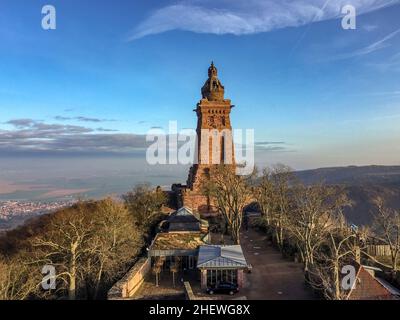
[107,257,151,299]
[184,282,196,300]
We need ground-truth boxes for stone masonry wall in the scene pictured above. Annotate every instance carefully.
[107,257,151,299]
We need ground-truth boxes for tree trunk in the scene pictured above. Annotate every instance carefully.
[93,261,104,300]
[333,263,340,300]
[155,273,159,287]
[69,263,76,300]
[304,258,309,272]
[69,242,78,300]
[265,209,270,225]
[233,227,240,245]
[303,246,312,272]
[392,251,398,271]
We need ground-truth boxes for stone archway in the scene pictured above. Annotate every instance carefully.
[242,201,262,232]
[243,201,261,214]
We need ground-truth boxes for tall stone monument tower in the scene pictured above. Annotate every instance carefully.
[179,62,236,215]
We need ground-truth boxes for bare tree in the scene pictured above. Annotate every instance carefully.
[32,205,93,300]
[288,184,352,272]
[372,197,400,271]
[31,198,144,300]
[203,165,253,244]
[170,257,181,288]
[81,198,143,299]
[152,257,164,287]
[0,255,40,300]
[308,225,357,300]
[123,184,166,234]
[270,164,294,248]
[0,190,160,300]
[253,167,275,225]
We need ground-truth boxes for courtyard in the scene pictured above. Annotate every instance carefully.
[239,228,316,300]
[131,226,316,300]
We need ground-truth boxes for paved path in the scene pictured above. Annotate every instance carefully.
[240,228,317,300]
[132,273,186,300]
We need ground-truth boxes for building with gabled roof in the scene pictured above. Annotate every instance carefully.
[149,206,208,271]
[197,245,248,269]
[167,207,201,232]
[148,205,249,289]
[346,263,399,300]
[197,245,249,289]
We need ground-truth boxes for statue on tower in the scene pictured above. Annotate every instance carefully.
[208,61,218,77]
[201,61,225,101]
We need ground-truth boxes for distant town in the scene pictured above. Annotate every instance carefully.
[0,200,76,230]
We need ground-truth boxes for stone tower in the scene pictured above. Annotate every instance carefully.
[181,62,236,215]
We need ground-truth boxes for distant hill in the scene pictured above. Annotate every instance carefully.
[295,165,400,226]
[295,165,400,185]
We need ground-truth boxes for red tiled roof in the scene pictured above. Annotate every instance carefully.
[347,264,396,300]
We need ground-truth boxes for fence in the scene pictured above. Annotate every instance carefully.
[366,245,392,257]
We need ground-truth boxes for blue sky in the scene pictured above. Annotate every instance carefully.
[1,0,400,191]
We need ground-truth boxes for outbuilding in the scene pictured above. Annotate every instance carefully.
[197,245,249,289]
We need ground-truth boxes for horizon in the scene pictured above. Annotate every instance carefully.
[1,0,400,200]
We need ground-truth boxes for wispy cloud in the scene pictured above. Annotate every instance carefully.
[362,90,400,95]
[1,119,146,155]
[2,119,292,156]
[54,116,71,121]
[54,116,116,123]
[341,112,400,124]
[362,24,378,31]
[5,118,93,134]
[255,141,286,146]
[254,141,291,152]
[96,127,119,132]
[367,51,400,71]
[334,27,400,59]
[76,116,113,123]
[5,118,37,128]
[128,0,399,40]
